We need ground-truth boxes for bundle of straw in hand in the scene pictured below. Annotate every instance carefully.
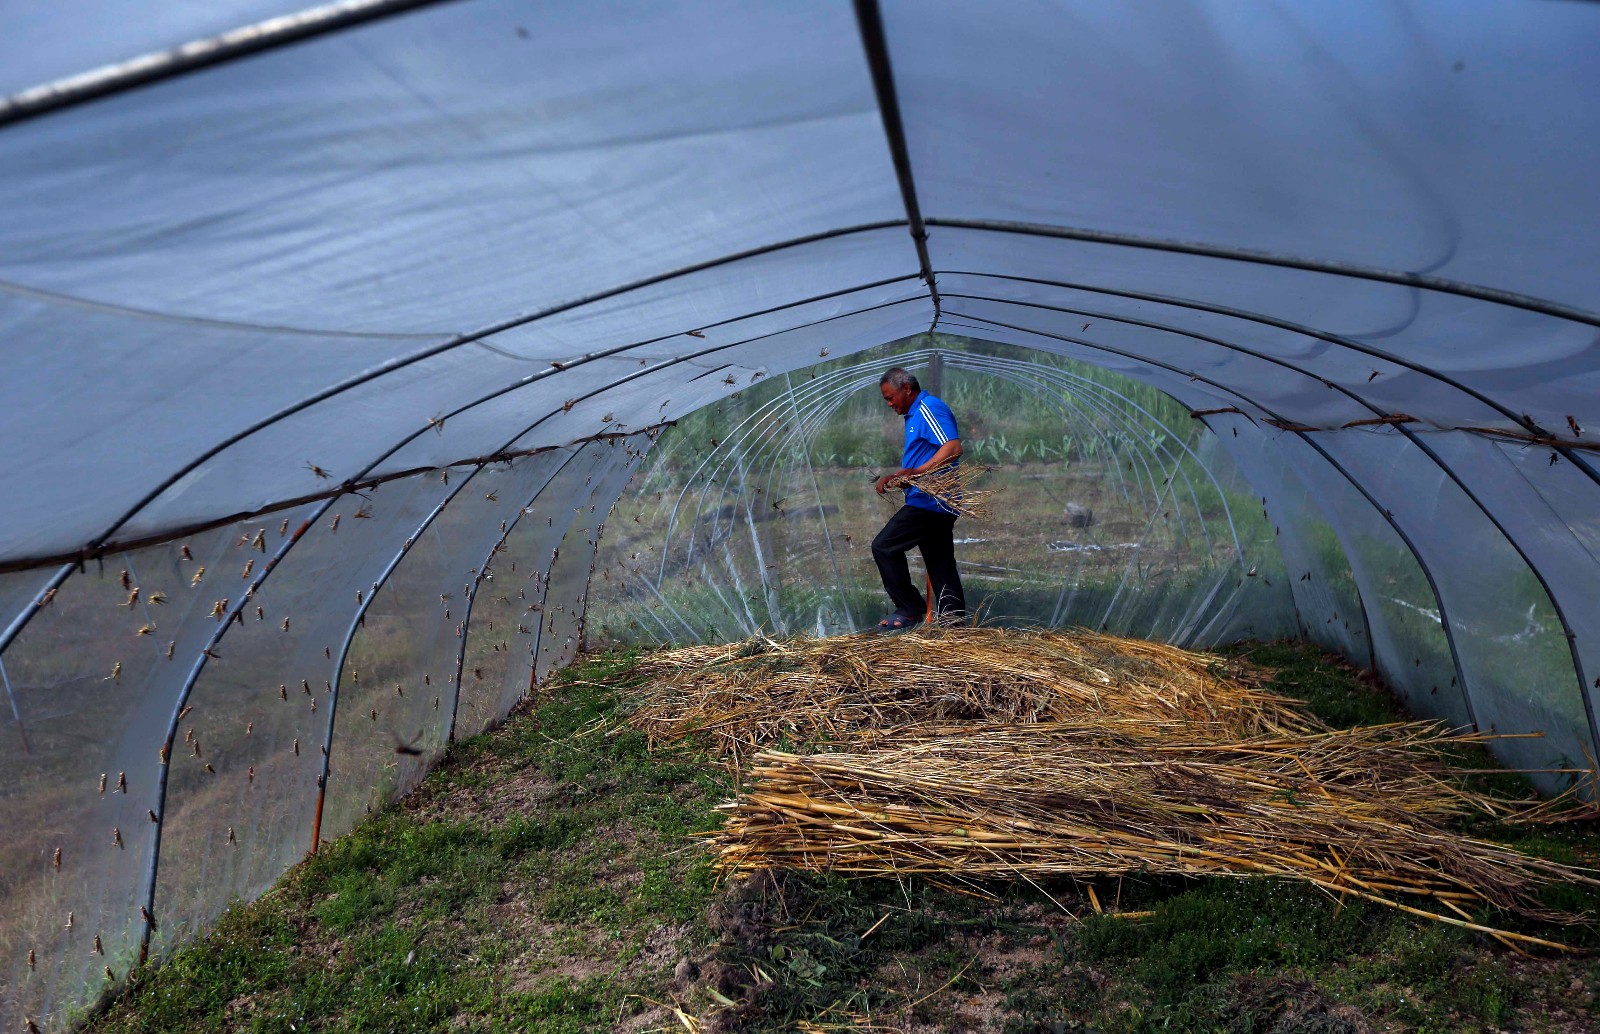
[885,463,995,519]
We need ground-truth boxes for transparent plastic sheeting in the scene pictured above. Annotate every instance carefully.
[147,474,448,951]
[2,2,1600,1030]
[587,345,1295,652]
[453,442,645,741]
[955,313,1584,783]
[1,266,927,561]
[0,519,287,1028]
[929,232,1600,443]
[1323,430,1592,781]
[0,438,651,1032]
[893,2,1600,310]
[0,2,903,328]
[936,322,1484,718]
[1211,420,1371,666]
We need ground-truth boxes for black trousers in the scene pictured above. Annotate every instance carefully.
[872,505,966,620]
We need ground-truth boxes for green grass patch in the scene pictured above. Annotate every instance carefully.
[88,648,731,1034]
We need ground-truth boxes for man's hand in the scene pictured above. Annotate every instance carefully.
[877,442,961,495]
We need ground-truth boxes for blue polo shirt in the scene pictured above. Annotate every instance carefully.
[902,391,960,513]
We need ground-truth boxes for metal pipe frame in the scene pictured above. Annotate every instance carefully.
[33,293,945,970]
[936,292,1600,760]
[943,352,1250,637]
[443,448,608,744]
[8,3,1600,1012]
[927,217,1600,330]
[649,342,1242,640]
[310,445,586,854]
[0,279,923,644]
[935,267,1600,488]
[941,307,1480,732]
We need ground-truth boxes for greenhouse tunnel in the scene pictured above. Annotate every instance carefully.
[3,0,1600,1027]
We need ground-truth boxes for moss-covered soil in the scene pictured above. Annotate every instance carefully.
[87,643,1600,1033]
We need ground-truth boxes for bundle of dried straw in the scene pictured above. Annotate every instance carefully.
[886,463,995,519]
[710,722,1595,947]
[628,626,1315,766]
[623,627,1597,945]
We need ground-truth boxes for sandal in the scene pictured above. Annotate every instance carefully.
[874,613,922,632]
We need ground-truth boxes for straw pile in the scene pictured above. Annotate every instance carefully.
[625,627,1597,943]
[628,626,1320,765]
[890,463,996,519]
[711,723,1592,946]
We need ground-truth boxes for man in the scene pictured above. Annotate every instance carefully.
[871,367,966,629]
